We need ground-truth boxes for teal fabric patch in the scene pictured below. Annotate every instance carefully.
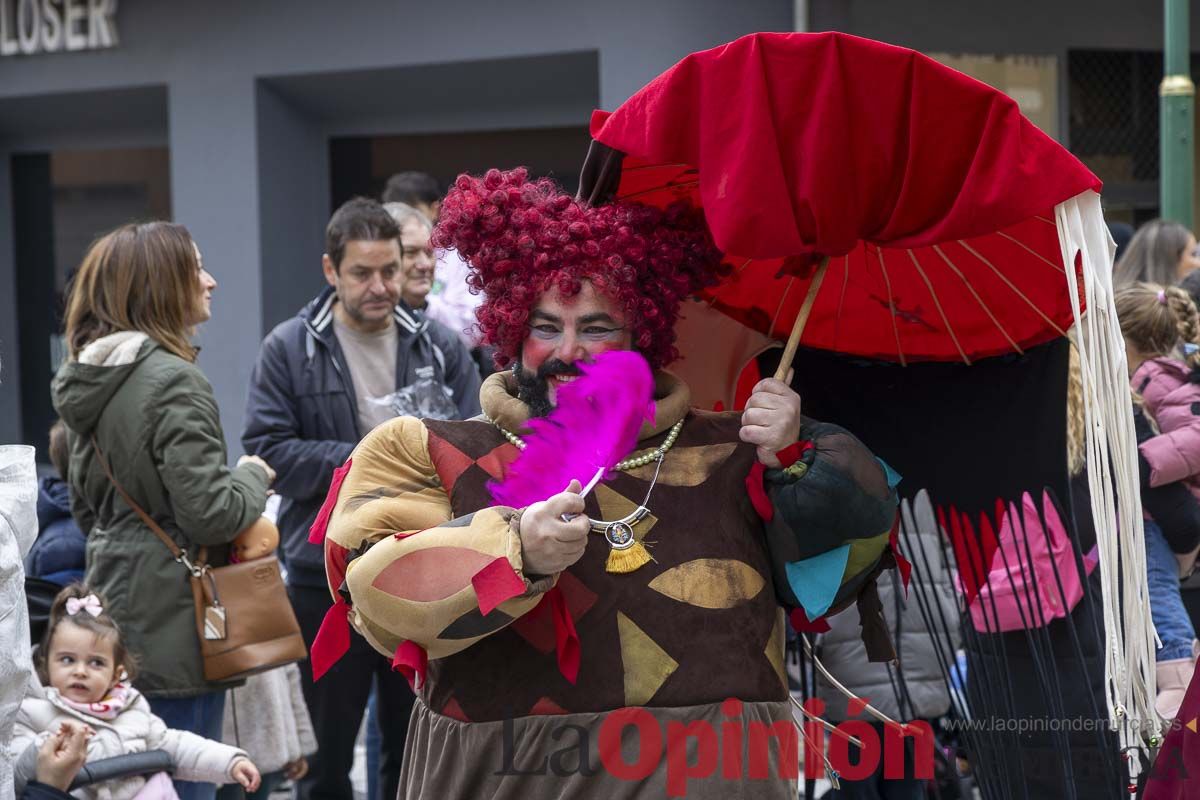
[878,458,902,491]
[785,543,852,620]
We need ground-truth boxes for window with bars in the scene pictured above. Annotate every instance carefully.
[1067,48,1199,223]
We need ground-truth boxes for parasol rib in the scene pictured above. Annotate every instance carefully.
[789,695,864,747]
[932,245,1024,355]
[875,247,908,366]
[906,249,970,365]
[773,256,830,381]
[832,254,851,351]
[957,241,1068,337]
[996,231,1066,273]
[618,179,700,202]
[770,276,797,334]
[619,163,693,172]
[802,636,901,728]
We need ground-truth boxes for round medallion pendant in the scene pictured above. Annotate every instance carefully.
[605,521,636,550]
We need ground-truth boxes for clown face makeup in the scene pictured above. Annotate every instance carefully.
[516,282,633,414]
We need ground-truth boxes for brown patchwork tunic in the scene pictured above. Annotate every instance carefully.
[323,373,894,798]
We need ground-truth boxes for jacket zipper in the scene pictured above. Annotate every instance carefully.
[303,321,362,441]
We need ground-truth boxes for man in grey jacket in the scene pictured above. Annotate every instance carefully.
[242,198,481,800]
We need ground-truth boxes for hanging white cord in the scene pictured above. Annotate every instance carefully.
[1056,191,1159,782]
[802,637,900,729]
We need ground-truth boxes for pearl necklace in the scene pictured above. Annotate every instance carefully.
[493,419,685,471]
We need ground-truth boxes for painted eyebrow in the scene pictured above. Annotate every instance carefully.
[578,313,618,325]
[528,312,618,325]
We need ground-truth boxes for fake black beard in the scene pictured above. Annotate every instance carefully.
[514,358,580,418]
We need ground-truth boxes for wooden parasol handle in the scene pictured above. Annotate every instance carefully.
[773,256,830,381]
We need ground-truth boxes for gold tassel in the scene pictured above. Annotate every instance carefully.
[606,541,653,573]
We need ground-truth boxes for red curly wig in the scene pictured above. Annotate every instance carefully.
[432,167,725,369]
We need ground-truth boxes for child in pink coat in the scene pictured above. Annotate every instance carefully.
[1118,282,1200,719]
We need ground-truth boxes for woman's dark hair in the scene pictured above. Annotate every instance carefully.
[325,197,401,271]
[63,222,202,362]
[1114,219,1195,287]
[47,419,69,481]
[35,583,139,685]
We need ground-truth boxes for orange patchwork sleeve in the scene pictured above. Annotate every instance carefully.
[324,416,551,663]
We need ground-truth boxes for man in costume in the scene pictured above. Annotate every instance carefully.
[311,168,899,798]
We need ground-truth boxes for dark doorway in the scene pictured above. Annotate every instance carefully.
[329,126,592,209]
[10,147,170,460]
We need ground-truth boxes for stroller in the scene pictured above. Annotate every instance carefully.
[24,576,175,793]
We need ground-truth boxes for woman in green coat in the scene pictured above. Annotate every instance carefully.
[51,222,275,800]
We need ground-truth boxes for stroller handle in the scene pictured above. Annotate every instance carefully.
[69,750,174,790]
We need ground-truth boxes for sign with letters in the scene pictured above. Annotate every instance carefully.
[0,0,118,57]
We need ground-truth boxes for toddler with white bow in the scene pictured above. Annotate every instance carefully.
[8,584,260,800]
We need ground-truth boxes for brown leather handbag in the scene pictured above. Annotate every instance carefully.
[92,438,307,682]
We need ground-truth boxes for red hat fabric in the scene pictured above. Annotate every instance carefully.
[590,31,1100,261]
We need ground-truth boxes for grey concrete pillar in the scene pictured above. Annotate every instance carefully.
[169,75,263,458]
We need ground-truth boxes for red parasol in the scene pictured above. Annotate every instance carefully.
[582,32,1158,788]
[583,32,1102,373]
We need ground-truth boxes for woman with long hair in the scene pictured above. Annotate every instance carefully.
[1114,218,1200,287]
[51,222,275,800]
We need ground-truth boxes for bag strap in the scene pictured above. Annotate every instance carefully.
[90,435,202,573]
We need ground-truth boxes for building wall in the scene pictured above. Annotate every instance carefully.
[809,0,1188,152]
[0,0,1180,455]
[0,0,793,451]
[810,0,1185,53]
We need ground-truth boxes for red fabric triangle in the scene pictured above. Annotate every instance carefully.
[509,591,556,653]
[555,572,598,620]
[1144,663,1200,798]
[475,443,520,481]
[441,697,470,722]
[391,640,428,692]
[310,599,351,682]
[776,440,814,469]
[324,539,351,600]
[509,573,598,653]
[529,696,569,715]
[888,520,912,593]
[426,434,476,494]
[945,506,1001,608]
[943,505,980,605]
[547,586,580,684]
[788,607,830,633]
[472,556,526,615]
[745,462,774,522]
[308,458,353,545]
[969,510,998,609]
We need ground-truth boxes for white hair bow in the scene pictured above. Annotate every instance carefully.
[65,594,103,617]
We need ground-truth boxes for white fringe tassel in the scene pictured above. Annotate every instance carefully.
[1056,191,1158,781]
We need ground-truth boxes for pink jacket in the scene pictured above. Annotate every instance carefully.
[1135,356,1200,499]
[967,490,1096,633]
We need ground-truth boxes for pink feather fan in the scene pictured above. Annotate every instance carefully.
[490,351,656,508]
